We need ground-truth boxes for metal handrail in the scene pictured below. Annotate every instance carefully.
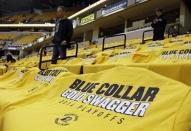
[39,41,78,70]
[167,24,180,38]
[102,34,126,51]
[142,29,153,44]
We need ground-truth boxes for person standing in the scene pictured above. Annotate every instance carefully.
[6,53,16,63]
[151,8,167,41]
[51,6,73,64]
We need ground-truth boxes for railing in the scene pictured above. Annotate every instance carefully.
[167,23,180,38]
[39,41,78,70]
[102,34,126,51]
[142,29,153,44]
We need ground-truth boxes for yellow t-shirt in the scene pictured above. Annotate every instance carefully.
[103,49,134,65]
[0,65,7,75]
[151,46,191,64]
[0,67,34,89]
[1,66,191,131]
[131,40,167,64]
[0,67,74,114]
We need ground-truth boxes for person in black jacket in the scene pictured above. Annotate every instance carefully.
[51,6,73,64]
[151,8,167,41]
[6,53,16,63]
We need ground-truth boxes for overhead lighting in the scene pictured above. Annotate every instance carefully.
[69,0,107,19]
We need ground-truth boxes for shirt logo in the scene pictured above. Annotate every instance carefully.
[55,114,79,126]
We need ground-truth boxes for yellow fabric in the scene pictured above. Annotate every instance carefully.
[84,63,191,87]
[1,34,191,131]
[0,66,191,131]
[52,58,82,74]
[129,37,191,64]
[7,55,39,68]
[51,50,113,74]
[127,63,191,87]
[84,64,117,74]
[0,65,7,75]
[3,34,191,73]
[81,56,97,65]
[103,49,135,65]
[0,67,31,88]
[0,67,74,115]
[150,46,191,64]
[139,40,166,52]
[92,50,114,64]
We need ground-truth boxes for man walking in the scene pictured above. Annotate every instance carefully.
[51,6,73,64]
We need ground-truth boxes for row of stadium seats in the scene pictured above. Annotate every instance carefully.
[0,33,191,130]
[0,33,45,45]
[1,33,191,85]
[0,34,18,41]
[32,11,75,21]
[14,33,44,45]
[32,11,56,21]
[0,10,77,24]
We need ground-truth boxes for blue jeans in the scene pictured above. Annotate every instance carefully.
[51,44,67,64]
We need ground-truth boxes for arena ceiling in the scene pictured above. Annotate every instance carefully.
[0,0,98,16]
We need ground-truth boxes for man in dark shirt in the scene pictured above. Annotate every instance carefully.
[151,8,167,41]
[51,6,73,64]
